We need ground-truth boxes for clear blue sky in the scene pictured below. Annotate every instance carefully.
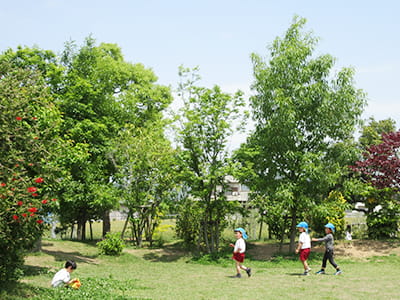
[1,0,399,146]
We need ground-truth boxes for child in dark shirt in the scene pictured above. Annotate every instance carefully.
[312,223,342,275]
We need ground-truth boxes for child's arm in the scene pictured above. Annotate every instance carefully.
[295,242,303,253]
[68,278,78,284]
[312,235,328,242]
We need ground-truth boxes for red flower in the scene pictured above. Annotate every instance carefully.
[27,187,37,193]
[32,193,38,197]
[17,201,23,206]
[51,198,57,202]
[33,137,39,140]
[30,213,35,217]
[34,177,44,183]
[36,219,43,224]
[22,213,27,218]
[32,117,37,120]
[41,199,48,204]
[0,183,5,187]
[28,207,38,213]
[28,163,34,166]
[13,215,19,220]
[15,164,19,167]
[15,116,22,121]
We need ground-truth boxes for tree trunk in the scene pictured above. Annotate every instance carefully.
[279,227,285,252]
[289,209,297,253]
[70,224,74,240]
[77,219,86,240]
[210,220,215,253]
[89,220,93,240]
[102,210,111,238]
[258,220,263,240]
[202,220,211,254]
[120,210,131,239]
[215,220,220,251]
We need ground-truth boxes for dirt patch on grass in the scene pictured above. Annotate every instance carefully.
[247,240,400,260]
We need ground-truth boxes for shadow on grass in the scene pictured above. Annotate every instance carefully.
[41,249,98,264]
[287,273,306,276]
[141,245,187,262]
[0,281,48,300]
[21,265,50,276]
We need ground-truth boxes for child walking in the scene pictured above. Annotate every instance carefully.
[229,227,251,278]
[295,221,311,275]
[312,223,342,275]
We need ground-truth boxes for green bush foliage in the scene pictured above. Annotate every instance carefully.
[97,232,125,256]
[367,200,400,239]
[311,191,349,237]
[0,62,60,281]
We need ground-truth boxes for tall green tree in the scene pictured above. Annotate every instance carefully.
[110,122,177,247]
[235,17,366,251]
[175,67,246,254]
[58,38,172,239]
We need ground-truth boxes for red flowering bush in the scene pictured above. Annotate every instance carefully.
[0,61,62,281]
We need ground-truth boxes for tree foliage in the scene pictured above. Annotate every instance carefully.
[351,131,400,191]
[57,38,172,239]
[175,66,246,253]
[110,122,177,247]
[234,16,366,251]
[350,130,400,238]
[358,117,396,149]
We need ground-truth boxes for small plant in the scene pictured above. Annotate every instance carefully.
[97,232,125,256]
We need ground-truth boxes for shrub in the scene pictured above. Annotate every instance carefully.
[97,232,125,256]
[367,200,400,239]
[0,62,60,282]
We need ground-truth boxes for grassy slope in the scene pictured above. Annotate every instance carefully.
[2,239,400,300]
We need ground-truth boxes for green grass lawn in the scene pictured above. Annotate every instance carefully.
[2,238,400,300]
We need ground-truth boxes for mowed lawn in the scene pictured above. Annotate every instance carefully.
[2,238,400,300]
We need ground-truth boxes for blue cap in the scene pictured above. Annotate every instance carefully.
[234,227,248,240]
[325,223,335,233]
[296,221,309,232]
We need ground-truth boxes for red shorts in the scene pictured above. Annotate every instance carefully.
[299,248,310,261]
[232,252,245,263]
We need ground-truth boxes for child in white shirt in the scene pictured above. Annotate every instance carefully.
[51,260,77,287]
[229,227,252,278]
[295,222,311,275]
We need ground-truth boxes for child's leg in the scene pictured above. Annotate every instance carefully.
[239,262,252,277]
[321,251,328,270]
[327,250,340,270]
[235,260,242,274]
[302,259,310,271]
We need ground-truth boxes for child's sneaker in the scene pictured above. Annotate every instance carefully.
[246,268,252,277]
[235,273,242,278]
[315,269,325,274]
[334,270,342,275]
